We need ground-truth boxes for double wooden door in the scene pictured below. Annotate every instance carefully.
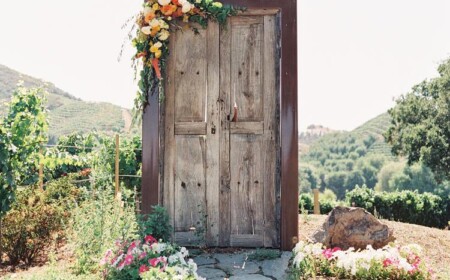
[163,10,280,247]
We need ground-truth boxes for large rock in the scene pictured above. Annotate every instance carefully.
[311,206,395,250]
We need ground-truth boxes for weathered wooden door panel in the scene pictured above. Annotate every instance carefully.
[222,14,279,248]
[164,11,279,248]
[164,22,220,246]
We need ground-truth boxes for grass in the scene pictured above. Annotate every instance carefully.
[248,248,282,261]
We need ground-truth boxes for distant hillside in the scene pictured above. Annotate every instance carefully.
[0,64,134,141]
[299,113,395,198]
[351,113,392,157]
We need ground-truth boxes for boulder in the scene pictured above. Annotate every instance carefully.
[311,206,395,250]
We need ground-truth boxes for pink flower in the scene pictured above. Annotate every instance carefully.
[383,257,399,267]
[322,247,341,259]
[149,257,160,267]
[117,260,126,271]
[124,254,134,266]
[100,249,113,265]
[127,240,141,254]
[139,264,150,274]
[139,251,147,260]
[149,256,167,267]
[145,235,157,244]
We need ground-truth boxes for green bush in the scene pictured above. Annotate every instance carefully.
[299,191,339,215]
[0,176,80,266]
[137,205,172,241]
[299,193,313,213]
[346,186,450,228]
[70,187,138,275]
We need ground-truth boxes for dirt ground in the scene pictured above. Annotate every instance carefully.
[299,214,450,279]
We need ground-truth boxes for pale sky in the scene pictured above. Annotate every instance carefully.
[1,1,450,131]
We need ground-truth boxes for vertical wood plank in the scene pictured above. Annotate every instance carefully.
[313,189,320,215]
[141,73,160,214]
[206,21,220,246]
[229,135,263,237]
[231,18,263,122]
[174,25,207,123]
[219,19,232,247]
[163,31,177,240]
[262,14,279,247]
[174,137,206,233]
[115,134,120,199]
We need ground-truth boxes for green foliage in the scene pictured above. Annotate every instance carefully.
[299,164,318,193]
[299,189,338,215]
[301,129,390,199]
[0,176,80,266]
[137,205,172,242]
[248,249,281,261]
[299,193,313,214]
[386,58,450,182]
[0,86,48,217]
[346,186,450,228]
[70,188,138,275]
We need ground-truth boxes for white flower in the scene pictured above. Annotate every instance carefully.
[168,254,179,264]
[195,0,201,3]
[158,0,171,5]
[158,19,169,29]
[180,247,189,258]
[141,26,152,35]
[293,252,306,267]
[158,30,170,41]
[188,258,198,272]
[182,2,193,13]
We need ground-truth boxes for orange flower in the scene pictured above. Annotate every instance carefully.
[145,11,156,23]
[172,7,183,18]
[136,52,147,59]
[172,0,180,6]
[151,26,161,36]
[160,4,177,16]
[152,58,162,79]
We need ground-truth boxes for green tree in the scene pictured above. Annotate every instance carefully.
[374,161,405,192]
[0,86,48,216]
[385,58,450,181]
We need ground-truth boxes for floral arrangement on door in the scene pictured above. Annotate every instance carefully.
[131,0,242,115]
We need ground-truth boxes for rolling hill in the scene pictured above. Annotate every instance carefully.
[299,113,396,197]
[0,64,134,142]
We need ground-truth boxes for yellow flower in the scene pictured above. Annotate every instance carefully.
[150,41,163,53]
[158,30,170,41]
[212,2,222,8]
[152,3,160,11]
[155,50,162,58]
[195,0,201,3]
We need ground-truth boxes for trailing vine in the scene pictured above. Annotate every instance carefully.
[131,0,243,117]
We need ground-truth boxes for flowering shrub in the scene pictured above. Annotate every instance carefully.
[101,235,203,279]
[291,241,434,280]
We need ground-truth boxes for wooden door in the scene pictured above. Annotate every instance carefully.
[164,10,280,248]
[218,13,280,248]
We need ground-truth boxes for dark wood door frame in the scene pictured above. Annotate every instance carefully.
[142,0,298,250]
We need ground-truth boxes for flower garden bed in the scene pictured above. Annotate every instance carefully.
[291,241,433,280]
